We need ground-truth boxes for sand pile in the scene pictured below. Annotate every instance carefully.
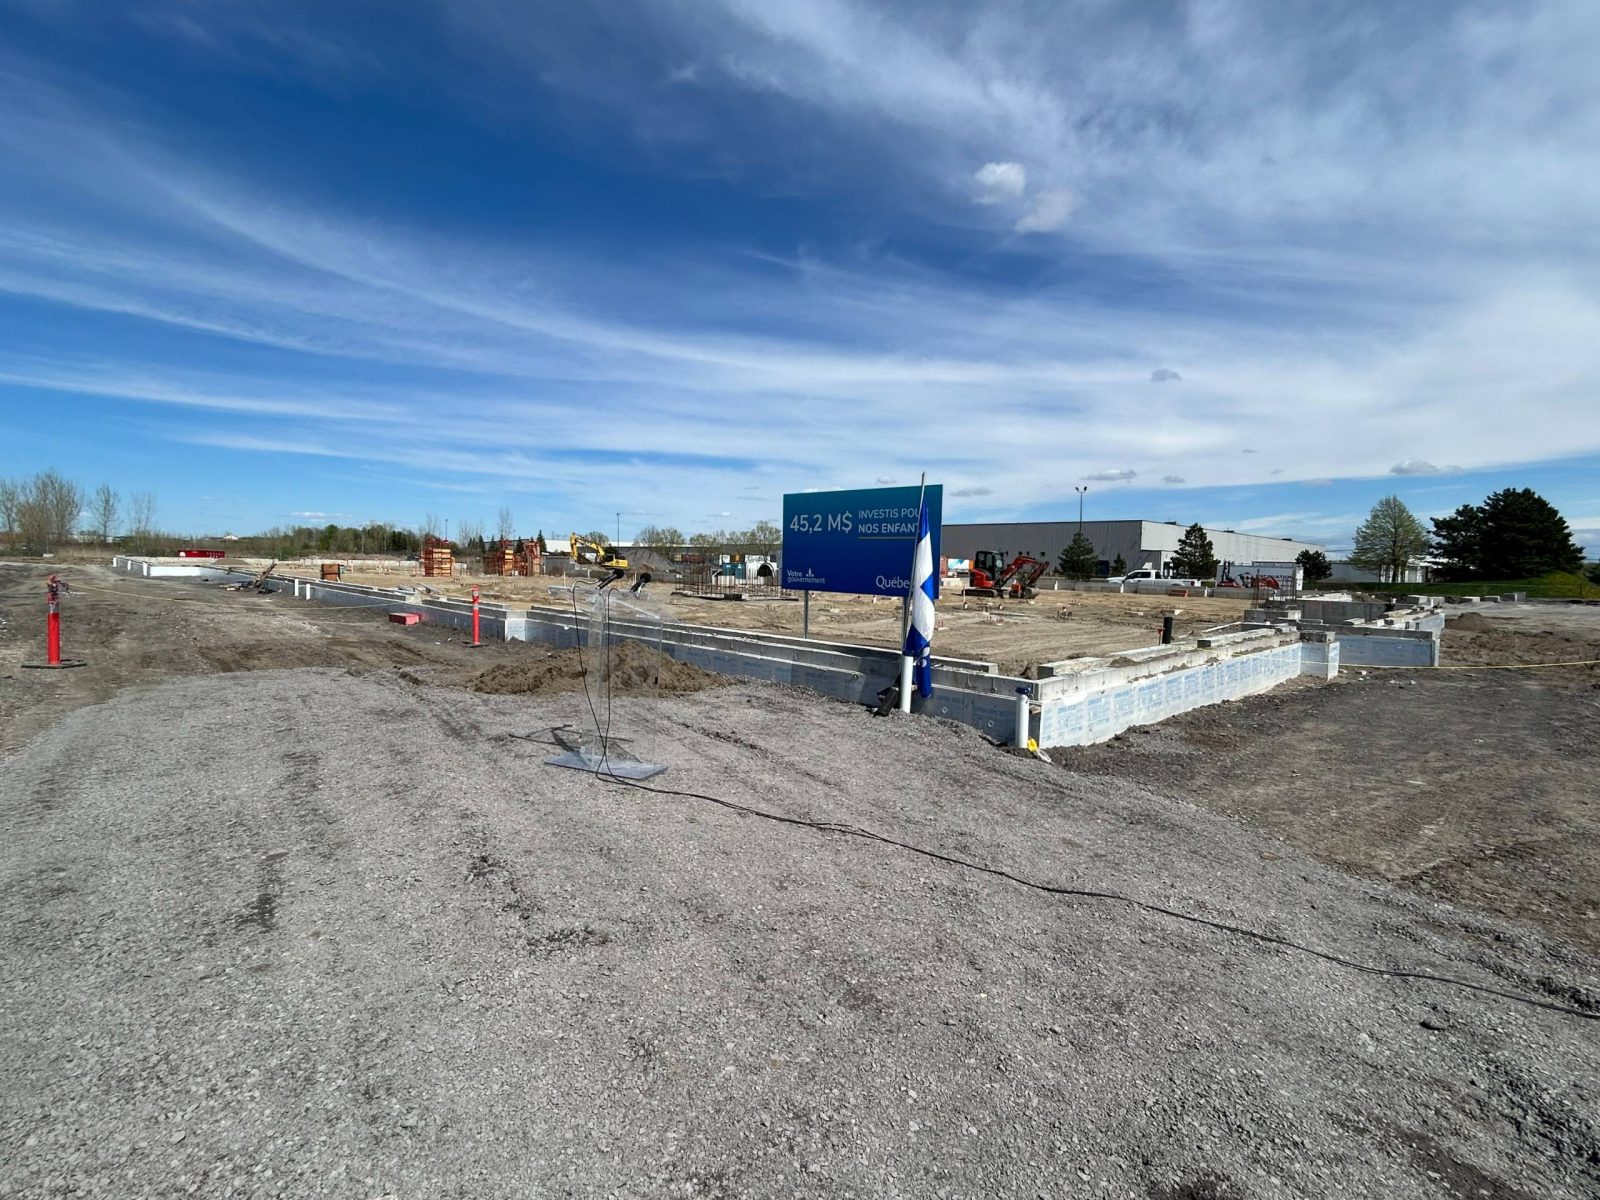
[472,639,726,696]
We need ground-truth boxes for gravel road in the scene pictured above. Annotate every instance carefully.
[4,659,1597,1198]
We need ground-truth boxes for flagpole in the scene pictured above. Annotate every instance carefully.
[899,472,927,714]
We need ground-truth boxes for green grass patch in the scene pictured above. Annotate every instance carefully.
[1310,572,1600,599]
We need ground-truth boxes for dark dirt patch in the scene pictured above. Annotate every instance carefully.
[471,638,726,697]
[0,563,532,756]
[1147,1176,1243,1200]
[1443,621,1600,669]
[528,925,611,955]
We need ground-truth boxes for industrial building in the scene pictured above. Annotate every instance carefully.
[940,520,1324,578]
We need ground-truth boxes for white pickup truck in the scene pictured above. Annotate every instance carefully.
[1105,567,1203,587]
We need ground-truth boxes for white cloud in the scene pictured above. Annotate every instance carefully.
[1390,459,1460,476]
[1013,188,1074,233]
[3,19,1600,531]
[950,485,993,497]
[1150,368,1182,383]
[973,161,1026,204]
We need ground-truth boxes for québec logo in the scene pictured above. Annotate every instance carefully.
[875,575,910,590]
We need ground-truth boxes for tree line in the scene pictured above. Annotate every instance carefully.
[0,471,159,554]
[1349,487,1588,583]
[631,521,783,560]
[0,469,788,566]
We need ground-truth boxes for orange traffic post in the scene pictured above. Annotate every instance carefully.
[467,586,483,648]
[22,573,87,670]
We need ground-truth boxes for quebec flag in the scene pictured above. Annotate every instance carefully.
[902,496,936,698]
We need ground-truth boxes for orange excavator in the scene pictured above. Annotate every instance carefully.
[964,550,1049,599]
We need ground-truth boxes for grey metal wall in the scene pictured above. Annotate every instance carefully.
[940,520,1323,574]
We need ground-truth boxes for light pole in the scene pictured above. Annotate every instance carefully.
[615,511,621,546]
[1074,486,1088,533]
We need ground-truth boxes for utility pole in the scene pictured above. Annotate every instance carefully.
[615,511,621,546]
[1074,486,1088,533]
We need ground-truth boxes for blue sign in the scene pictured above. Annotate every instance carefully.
[782,485,942,598]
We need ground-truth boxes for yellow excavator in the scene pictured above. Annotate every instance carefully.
[569,532,630,589]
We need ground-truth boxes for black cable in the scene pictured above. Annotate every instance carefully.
[587,772,1598,1024]
[570,584,614,778]
[569,582,617,780]
[600,591,616,771]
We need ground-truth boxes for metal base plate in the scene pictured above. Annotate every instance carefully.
[21,660,87,669]
[543,751,668,780]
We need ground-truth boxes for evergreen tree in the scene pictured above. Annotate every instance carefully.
[535,530,548,554]
[1110,553,1127,577]
[1432,488,1584,579]
[1057,532,1097,580]
[1170,524,1218,581]
[1477,488,1583,578]
[1351,496,1429,582]
[1295,548,1332,584]
[1430,503,1485,580]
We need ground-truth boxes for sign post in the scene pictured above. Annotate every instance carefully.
[782,485,942,598]
[784,484,941,700]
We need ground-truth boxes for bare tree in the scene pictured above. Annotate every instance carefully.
[0,478,17,547]
[496,506,515,543]
[127,491,157,551]
[747,519,781,559]
[16,470,84,552]
[90,483,119,545]
[635,525,684,554]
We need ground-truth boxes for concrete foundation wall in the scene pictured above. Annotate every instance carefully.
[1333,627,1441,667]
[111,555,232,583]
[1035,642,1306,748]
[111,558,1337,751]
[1300,636,1341,680]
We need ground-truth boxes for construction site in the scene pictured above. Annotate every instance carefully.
[3,554,1598,1200]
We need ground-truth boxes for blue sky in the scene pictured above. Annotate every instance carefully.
[1,0,1597,556]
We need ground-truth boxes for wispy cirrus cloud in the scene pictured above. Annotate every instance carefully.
[0,1,1596,538]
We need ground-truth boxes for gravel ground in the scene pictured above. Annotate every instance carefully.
[3,664,1598,1199]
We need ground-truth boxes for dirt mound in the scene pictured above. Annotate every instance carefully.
[472,639,726,697]
[1447,612,1496,631]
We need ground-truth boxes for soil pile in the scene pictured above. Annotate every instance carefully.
[1446,612,1496,632]
[472,638,725,696]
